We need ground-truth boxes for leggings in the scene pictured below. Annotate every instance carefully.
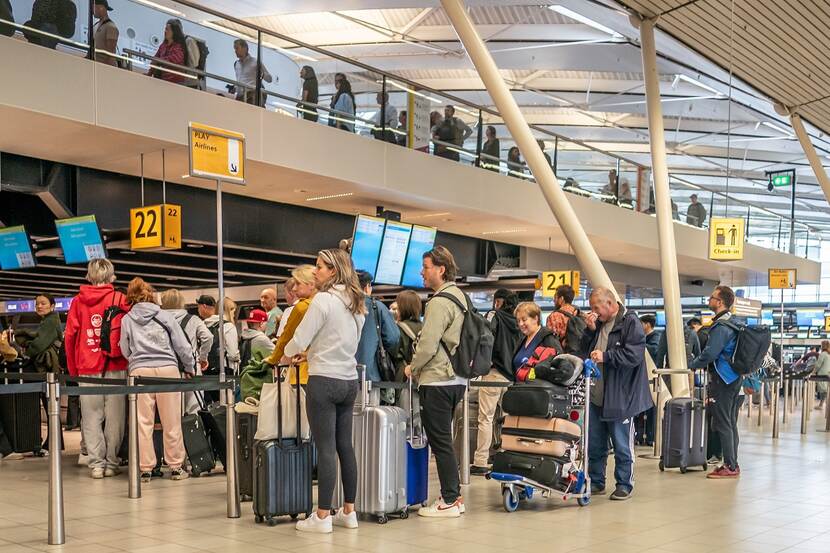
[306,376,358,511]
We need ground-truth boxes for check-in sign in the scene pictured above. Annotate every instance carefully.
[188,122,246,184]
[130,204,181,250]
[541,270,580,298]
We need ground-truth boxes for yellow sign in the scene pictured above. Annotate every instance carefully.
[188,122,246,184]
[541,270,581,298]
[708,217,745,260]
[130,204,181,250]
[768,268,797,289]
[824,316,830,333]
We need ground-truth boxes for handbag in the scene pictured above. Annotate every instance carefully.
[254,365,310,441]
[371,300,397,382]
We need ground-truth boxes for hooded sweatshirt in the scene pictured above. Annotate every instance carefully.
[167,309,213,364]
[119,302,196,374]
[64,284,130,376]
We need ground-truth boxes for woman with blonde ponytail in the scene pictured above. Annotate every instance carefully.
[283,248,365,534]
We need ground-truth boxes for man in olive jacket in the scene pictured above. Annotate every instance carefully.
[405,246,467,518]
[582,287,652,501]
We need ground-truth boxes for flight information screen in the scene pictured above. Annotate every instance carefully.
[375,221,413,285]
[401,225,437,288]
[0,226,36,270]
[56,215,107,264]
[350,215,386,277]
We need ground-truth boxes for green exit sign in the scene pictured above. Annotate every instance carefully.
[771,174,792,187]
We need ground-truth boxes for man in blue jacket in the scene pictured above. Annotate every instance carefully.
[582,287,652,501]
[688,285,741,479]
[355,271,400,399]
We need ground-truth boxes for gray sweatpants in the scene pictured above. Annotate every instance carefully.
[80,370,126,470]
[306,376,358,511]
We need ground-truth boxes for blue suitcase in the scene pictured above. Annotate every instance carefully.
[404,380,429,508]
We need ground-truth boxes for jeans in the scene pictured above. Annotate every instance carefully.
[80,370,126,470]
[474,369,508,467]
[419,384,466,503]
[708,374,742,469]
[306,376,358,511]
[588,403,635,493]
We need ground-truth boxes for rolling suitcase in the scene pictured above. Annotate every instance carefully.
[500,415,581,457]
[253,365,313,526]
[236,412,258,501]
[200,402,227,468]
[182,408,215,477]
[659,397,707,473]
[405,380,428,509]
[502,381,569,419]
[0,361,42,454]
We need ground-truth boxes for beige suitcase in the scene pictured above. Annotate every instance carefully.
[501,415,580,457]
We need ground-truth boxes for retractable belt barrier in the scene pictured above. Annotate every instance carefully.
[0,382,46,395]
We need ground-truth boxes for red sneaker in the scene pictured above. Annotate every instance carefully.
[707,465,740,479]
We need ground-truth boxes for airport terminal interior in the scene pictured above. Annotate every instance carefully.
[2,0,830,551]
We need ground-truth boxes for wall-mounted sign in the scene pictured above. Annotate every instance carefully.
[188,122,246,184]
[708,217,744,260]
[130,204,181,250]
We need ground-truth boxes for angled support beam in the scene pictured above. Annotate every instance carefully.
[634,15,689,387]
[783,108,830,207]
[440,0,616,296]
[399,7,435,35]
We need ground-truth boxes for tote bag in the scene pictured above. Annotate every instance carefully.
[254,365,310,441]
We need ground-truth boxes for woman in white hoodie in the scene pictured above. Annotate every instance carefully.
[119,278,195,482]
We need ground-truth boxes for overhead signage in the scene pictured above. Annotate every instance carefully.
[55,215,106,264]
[825,316,830,334]
[708,217,744,261]
[732,297,763,319]
[408,91,432,152]
[541,270,581,298]
[130,204,182,250]
[188,122,246,184]
[768,268,797,289]
[770,173,793,187]
[0,226,36,270]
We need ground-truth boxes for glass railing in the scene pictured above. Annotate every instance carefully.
[0,0,821,260]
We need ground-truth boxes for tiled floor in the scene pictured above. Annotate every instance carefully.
[1,404,829,553]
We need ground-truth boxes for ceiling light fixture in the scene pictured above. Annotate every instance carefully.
[481,228,527,235]
[134,0,185,18]
[761,121,793,136]
[305,192,354,202]
[674,74,723,96]
[384,79,443,103]
[547,5,623,39]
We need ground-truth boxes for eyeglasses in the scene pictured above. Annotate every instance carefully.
[709,295,720,302]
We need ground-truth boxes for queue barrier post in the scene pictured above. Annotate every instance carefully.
[460,385,471,486]
[772,379,781,439]
[801,379,810,435]
[47,373,65,545]
[757,381,765,427]
[225,384,241,518]
[128,374,141,499]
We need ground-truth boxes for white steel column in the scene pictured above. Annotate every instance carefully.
[788,111,830,205]
[634,16,689,391]
[440,0,616,295]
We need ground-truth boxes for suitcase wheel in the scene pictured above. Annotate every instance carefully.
[701,463,708,472]
[254,515,264,524]
[679,465,688,474]
[577,480,590,507]
[290,514,299,520]
[399,509,409,520]
[658,460,665,472]
[266,518,278,527]
[192,468,201,477]
[377,515,389,525]
[502,488,519,513]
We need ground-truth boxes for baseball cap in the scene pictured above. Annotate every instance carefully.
[196,295,216,307]
[244,309,268,324]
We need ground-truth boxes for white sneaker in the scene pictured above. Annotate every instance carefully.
[332,508,358,529]
[90,467,105,479]
[104,467,120,477]
[170,468,190,481]
[295,512,333,534]
[418,498,462,518]
[0,452,24,461]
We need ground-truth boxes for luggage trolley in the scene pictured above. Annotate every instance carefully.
[487,360,600,512]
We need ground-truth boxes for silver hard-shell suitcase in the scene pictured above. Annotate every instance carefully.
[332,369,409,524]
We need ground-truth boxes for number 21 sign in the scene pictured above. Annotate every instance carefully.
[130,204,182,250]
[541,270,581,298]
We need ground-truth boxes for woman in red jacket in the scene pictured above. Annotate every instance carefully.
[64,259,130,479]
[147,19,187,84]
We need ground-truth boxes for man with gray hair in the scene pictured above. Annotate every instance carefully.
[581,287,651,501]
[64,259,131,479]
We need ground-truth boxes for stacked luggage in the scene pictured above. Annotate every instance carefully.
[490,379,581,491]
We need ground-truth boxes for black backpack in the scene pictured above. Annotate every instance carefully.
[239,336,254,371]
[718,320,771,376]
[186,35,209,70]
[100,292,126,356]
[434,290,494,379]
[558,309,587,356]
[206,321,223,374]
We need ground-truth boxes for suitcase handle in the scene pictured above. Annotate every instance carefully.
[516,437,543,445]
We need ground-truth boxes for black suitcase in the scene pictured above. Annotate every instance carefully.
[502,381,569,419]
[253,365,313,526]
[200,402,227,469]
[0,362,43,454]
[659,397,707,473]
[182,411,215,477]
[237,412,258,501]
[490,450,568,489]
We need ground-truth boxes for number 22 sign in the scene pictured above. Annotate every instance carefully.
[130,204,182,250]
[541,270,580,298]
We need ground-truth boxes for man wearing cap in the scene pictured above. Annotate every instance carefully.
[239,308,273,369]
[93,0,119,67]
[260,288,283,339]
[196,295,216,320]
